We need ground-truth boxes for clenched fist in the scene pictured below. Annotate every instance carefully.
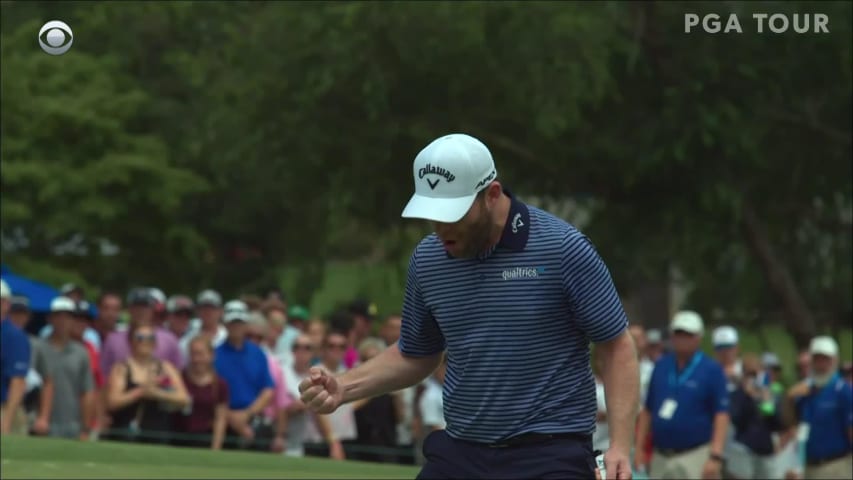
[299,367,343,414]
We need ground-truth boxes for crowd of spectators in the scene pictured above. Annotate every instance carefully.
[0,279,438,464]
[1,278,850,479]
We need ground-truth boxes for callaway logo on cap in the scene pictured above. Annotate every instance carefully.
[401,133,497,223]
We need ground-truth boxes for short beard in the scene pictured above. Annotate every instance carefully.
[457,204,494,259]
[811,370,834,387]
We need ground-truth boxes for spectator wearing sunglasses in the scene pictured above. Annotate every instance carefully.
[104,323,190,444]
[166,295,196,348]
[303,325,364,458]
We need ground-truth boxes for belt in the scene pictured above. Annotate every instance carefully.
[488,432,590,449]
[807,452,850,467]
[655,444,706,457]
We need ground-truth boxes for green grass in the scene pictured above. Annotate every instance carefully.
[0,436,420,479]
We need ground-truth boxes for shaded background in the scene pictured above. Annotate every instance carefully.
[1,0,851,352]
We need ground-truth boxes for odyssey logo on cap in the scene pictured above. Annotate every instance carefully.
[402,133,498,224]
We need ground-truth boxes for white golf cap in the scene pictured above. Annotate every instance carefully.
[223,299,249,323]
[197,289,222,307]
[646,328,663,344]
[762,352,781,368]
[0,279,10,299]
[809,336,838,357]
[401,133,498,223]
[670,310,704,336]
[50,296,77,313]
[712,326,739,347]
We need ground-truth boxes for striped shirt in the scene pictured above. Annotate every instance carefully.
[397,191,628,443]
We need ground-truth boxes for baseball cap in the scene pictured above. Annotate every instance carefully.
[60,283,83,296]
[0,279,10,299]
[401,133,498,223]
[74,300,94,319]
[167,295,195,314]
[712,326,739,348]
[670,310,704,336]
[127,288,153,306]
[288,305,310,321]
[809,336,838,357]
[646,329,663,344]
[246,311,268,329]
[10,296,29,312]
[223,300,249,323]
[50,296,77,314]
[761,352,781,369]
[197,289,222,308]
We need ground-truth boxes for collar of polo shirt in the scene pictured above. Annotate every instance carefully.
[448,189,531,261]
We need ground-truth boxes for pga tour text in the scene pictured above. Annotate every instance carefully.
[685,13,829,34]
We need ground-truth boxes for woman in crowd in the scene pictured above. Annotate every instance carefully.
[305,318,326,366]
[172,335,229,450]
[105,323,190,444]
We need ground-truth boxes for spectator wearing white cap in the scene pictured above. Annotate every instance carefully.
[645,328,665,363]
[783,336,852,480]
[35,297,95,439]
[214,300,274,449]
[1,279,31,435]
[180,290,227,360]
[8,296,54,436]
[712,326,742,387]
[635,310,730,479]
[245,311,291,453]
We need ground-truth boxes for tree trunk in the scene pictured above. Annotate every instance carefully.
[740,202,816,349]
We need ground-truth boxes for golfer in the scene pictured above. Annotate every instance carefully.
[300,133,639,479]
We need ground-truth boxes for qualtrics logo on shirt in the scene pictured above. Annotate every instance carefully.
[501,267,545,281]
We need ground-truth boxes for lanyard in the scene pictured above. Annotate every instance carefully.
[669,352,703,389]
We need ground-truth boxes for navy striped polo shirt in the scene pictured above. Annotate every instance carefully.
[398,191,628,443]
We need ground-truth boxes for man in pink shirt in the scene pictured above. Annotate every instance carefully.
[100,288,184,377]
[247,312,291,453]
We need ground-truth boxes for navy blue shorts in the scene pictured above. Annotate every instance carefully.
[416,430,597,479]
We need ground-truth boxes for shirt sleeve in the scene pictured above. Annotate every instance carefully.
[560,232,628,343]
[709,361,729,414]
[100,334,115,376]
[33,340,53,379]
[644,360,660,412]
[166,334,185,370]
[5,330,30,378]
[397,247,446,357]
[257,350,275,391]
[842,383,853,428]
[272,361,291,410]
[79,350,94,394]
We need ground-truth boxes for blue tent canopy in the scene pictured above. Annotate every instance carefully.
[1,265,60,313]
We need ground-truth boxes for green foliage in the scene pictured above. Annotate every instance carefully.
[0,1,849,336]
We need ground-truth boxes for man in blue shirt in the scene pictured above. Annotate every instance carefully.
[784,336,852,480]
[1,278,31,435]
[636,311,729,479]
[214,300,274,449]
[300,133,640,479]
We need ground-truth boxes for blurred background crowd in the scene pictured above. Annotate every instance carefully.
[2,277,850,479]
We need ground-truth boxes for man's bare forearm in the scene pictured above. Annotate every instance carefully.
[599,331,639,451]
[339,343,442,404]
[2,378,27,431]
[710,412,729,456]
[38,379,54,423]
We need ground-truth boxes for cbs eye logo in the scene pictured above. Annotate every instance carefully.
[39,20,73,56]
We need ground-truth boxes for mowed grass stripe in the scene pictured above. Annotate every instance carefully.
[0,437,419,479]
